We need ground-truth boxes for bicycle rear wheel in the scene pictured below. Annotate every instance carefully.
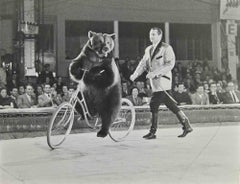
[47,102,74,149]
[109,98,136,142]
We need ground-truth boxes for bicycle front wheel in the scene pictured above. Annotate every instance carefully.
[47,102,74,149]
[109,98,136,142]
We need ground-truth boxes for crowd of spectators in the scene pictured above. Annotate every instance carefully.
[116,57,240,106]
[0,58,240,109]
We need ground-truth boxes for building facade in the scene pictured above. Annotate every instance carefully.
[1,0,240,81]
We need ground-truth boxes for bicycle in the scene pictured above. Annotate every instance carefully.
[47,71,136,149]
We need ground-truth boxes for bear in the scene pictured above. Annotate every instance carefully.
[69,31,121,138]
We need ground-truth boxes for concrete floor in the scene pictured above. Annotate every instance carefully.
[0,123,240,184]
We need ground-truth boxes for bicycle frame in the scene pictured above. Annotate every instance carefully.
[69,70,99,128]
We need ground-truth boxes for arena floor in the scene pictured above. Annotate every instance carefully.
[0,123,240,184]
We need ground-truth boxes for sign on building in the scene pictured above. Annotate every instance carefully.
[226,21,237,35]
[220,0,240,20]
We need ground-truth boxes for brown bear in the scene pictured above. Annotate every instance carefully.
[69,31,121,138]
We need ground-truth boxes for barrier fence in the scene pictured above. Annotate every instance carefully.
[0,104,240,139]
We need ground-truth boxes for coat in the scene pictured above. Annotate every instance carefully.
[38,93,53,107]
[222,91,240,104]
[133,42,175,92]
[191,92,209,105]
[17,94,36,108]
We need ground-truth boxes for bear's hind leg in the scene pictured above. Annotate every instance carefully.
[97,103,120,138]
[97,113,112,138]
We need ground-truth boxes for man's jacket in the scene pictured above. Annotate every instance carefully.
[133,42,175,92]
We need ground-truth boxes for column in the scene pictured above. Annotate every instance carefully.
[113,20,119,58]
[56,15,66,76]
[211,22,222,70]
[164,22,170,44]
[23,0,36,76]
[0,18,2,55]
[226,20,238,80]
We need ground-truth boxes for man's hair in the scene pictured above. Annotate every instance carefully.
[151,27,163,35]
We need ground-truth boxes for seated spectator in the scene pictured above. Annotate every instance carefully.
[38,64,54,84]
[216,81,225,93]
[173,83,192,105]
[17,84,37,108]
[126,87,143,106]
[144,80,152,97]
[61,85,70,102]
[56,76,64,94]
[7,72,18,91]
[208,82,223,104]
[0,88,14,109]
[191,84,209,105]
[0,62,7,88]
[122,81,130,98]
[18,84,25,95]
[222,81,240,104]
[136,81,147,98]
[68,86,75,99]
[38,84,59,107]
[50,86,62,105]
[9,87,19,108]
[184,77,196,93]
[203,81,210,94]
[36,85,43,97]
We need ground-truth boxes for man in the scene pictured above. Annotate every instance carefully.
[173,83,192,105]
[222,81,240,104]
[38,84,58,107]
[208,82,222,104]
[191,84,209,105]
[10,87,19,108]
[38,64,54,84]
[17,84,37,108]
[130,27,192,139]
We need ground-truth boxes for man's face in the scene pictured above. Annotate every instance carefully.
[149,29,162,44]
[210,84,217,93]
[11,88,18,96]
[62,86,68,93]
[197,86,204,94]
[132,88,139,98]
[178,84,184,93]
[227,82,235,92]
[26,86,33,95]
[44,85,51,94]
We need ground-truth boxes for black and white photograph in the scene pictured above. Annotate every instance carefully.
[0,0,240,183]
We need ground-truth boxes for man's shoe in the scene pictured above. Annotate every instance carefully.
[178,127,193,138]
[143,132,156,139]
[145,134,156,139]
[143,132,153,138]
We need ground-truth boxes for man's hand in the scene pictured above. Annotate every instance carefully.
[146,72,162,79]
[130,73,138,82]
[146,72,156,79]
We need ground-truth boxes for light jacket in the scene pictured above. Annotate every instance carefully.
[133,42,175,92]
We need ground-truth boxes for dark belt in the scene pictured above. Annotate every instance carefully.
[162,75,170,80]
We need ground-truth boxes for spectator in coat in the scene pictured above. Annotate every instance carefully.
[17,84,37,108]
[222,81,240,104]
[191,84,209,105]
[126,87,143,106]
[208,82,223,104]
[0,88,14,109]
[173,83,192,105]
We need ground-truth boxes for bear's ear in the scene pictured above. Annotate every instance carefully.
[88,31,96,39]
[104,33,116,40]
